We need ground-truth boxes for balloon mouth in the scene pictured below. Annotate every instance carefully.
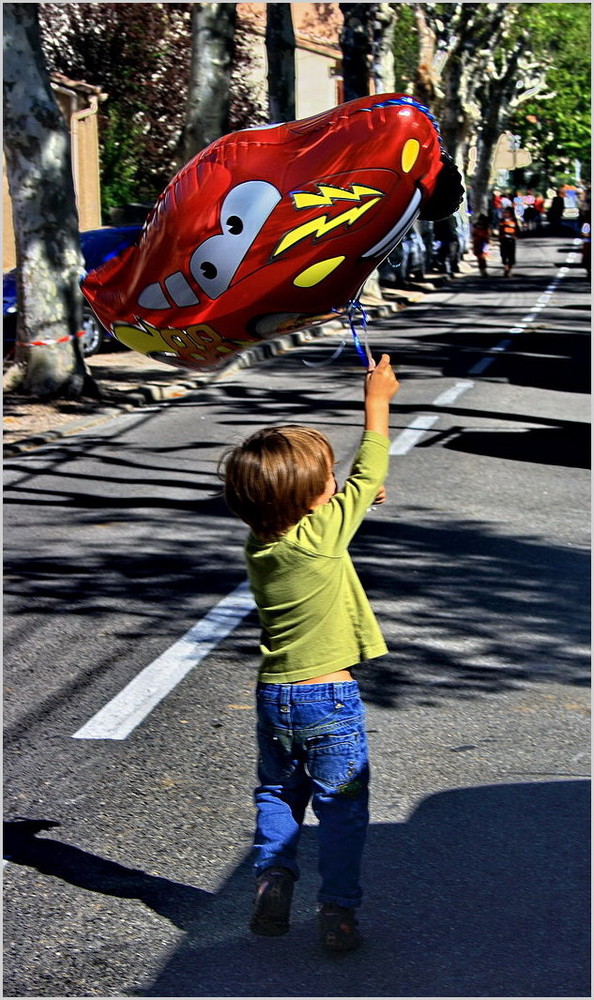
[362,187,422,260]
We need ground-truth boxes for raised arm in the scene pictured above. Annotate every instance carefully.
[364,353,399,438]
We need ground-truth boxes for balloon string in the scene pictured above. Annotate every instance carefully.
[301,300,372,370]
[347,299,373,367]
[302,339,347,368]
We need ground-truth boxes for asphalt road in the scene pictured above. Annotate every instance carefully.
[3,234,591,998]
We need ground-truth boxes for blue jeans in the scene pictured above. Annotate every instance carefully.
[254,679,370,909]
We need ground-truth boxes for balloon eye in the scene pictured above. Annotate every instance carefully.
[226,215,243,235]
[201,262,218,279]
[401,138,420,174]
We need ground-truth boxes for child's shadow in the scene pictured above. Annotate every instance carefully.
[3,817,215,932]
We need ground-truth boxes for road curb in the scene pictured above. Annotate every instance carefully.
[3,277,458,457]
[2,314,377,456]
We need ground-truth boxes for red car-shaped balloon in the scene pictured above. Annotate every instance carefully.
[82,94,463,372]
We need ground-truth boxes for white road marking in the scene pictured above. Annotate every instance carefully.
[72,580,255,741]
[389,414,440,454]
[391,247,577,455]
[390,380,474,454]
[432,380,475,406]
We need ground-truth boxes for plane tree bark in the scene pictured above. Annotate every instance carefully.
[370,3,396,94]
[339,3,372,100]
[3,2,92,399]
[340,3,396,100]
[179,2,236,164]
[266,3,295,123]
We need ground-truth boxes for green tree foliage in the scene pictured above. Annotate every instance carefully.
[391,2,590,203]
[392,4,419,94]
[39,2,192,217]
[510,3,591,185]
[228,15,268,132]
[229,17,270,131]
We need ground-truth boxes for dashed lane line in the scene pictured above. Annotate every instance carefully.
[390,380,474,454]
[393,239,582,440]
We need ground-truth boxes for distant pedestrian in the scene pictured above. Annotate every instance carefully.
[533,193,545,232]
[490,189,503,229]
[522,190,538,233]
[547,190,565,234]
[513,192,525,227]
[433,214,460,276]
[498,207,519,277]
[472,213,491,276]
[220,354,398,952]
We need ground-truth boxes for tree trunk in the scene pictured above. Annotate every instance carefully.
[180,2,236,164]
[339,3,371,101]
[370,3,396,94]
[339,4,388,303]
[470,45,526,215]
[3,2,89,399]
[413,3,437,106]
[266,3,295,123]
[471,119,501,215]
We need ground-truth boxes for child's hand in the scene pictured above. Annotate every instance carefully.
[374,485,387,505]
[365,354,399,402]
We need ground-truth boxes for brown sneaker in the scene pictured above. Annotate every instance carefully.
[250,867,295,936]
[318,903,362,952]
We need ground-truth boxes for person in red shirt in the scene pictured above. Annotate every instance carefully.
[498,207,519,277]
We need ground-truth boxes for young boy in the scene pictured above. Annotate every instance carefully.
[221,354,398,951]
[499,206,519,277]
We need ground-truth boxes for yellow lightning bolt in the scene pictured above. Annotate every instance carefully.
[274,197,382,257]
[292,184,383,209]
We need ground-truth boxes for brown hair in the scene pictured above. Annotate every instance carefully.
[220,425,334,540]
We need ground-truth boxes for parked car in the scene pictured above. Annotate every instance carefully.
[3,225,141,359]
[378,221,428,288]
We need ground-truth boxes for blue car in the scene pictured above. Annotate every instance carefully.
[3,225,141,358]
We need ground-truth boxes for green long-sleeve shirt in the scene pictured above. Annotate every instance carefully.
[245,430,390,683]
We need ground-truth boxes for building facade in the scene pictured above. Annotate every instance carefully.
[3,73,103,271]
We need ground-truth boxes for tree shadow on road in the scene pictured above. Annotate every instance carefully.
[3,490,589,739]
[351,512,590,709]
[7,780,588,997]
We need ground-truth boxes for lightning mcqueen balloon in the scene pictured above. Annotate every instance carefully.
[81,94,464,371]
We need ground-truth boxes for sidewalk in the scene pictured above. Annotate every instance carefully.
[3,270,464,456]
